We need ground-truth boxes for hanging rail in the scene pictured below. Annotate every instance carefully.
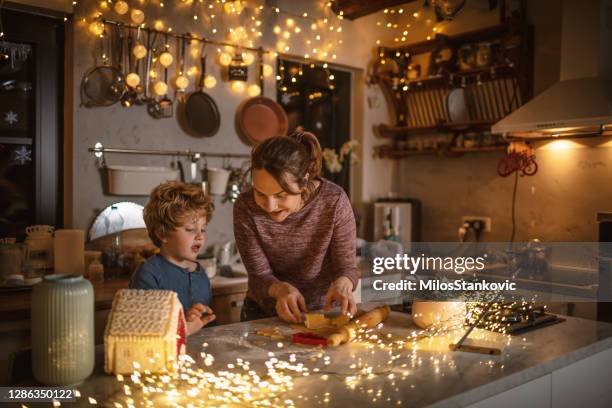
[89,142,250,160]
[100,18,270,54]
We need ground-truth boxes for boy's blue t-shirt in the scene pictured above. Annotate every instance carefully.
[130,254,212,312]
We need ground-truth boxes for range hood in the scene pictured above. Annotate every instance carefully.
[492,0,612,139]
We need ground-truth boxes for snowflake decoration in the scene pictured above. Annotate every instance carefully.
[11,145,31,165]
[280,93,292,105]
[4,111,18,125]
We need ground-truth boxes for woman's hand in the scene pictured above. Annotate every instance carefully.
[269,282,308,323]
[324,276,356,317]
[185,303,216,336]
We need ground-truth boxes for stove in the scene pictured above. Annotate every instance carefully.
[478,303,565,335]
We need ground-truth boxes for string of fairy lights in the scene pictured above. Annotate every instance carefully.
[373,3,448,47]
[75,0,346,98]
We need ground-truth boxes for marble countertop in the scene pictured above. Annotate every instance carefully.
[68,310,612,407]
[63,312,612,407]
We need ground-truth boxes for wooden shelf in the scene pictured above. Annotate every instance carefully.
[370,22,533,160]
[380,24,518,56]
[375,144,507,159]
[377,64,516,88]
[377,121,496,138]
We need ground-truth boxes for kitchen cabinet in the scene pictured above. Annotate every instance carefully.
[551,348,612,408]
[468,348,612,408]
[468,374,551,408]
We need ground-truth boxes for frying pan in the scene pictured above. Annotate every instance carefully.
[235,51,288,145]
[183,54,220,137]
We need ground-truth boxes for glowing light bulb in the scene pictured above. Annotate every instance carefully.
[175,75,189,89]
[273,26,281,35]
[187,66,198,76]
[130,9,145,24]
[133,44,147,59]
[153,81,168,96]
[154,20,165,31]
[159,52,173,67]
[113,0,128,15]
[262,64,273,77]
[282,31,291,39]
[242,52,255,65]
[231,81,245,93]
[89,21,104,36]
[286,18,294,28]
[126,73,140,87]
[204,75,217,89]
[247,84,261,97]
[219,52,232,66]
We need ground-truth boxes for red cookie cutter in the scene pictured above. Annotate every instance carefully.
[292,332,327,346]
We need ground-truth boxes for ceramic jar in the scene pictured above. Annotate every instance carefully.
[31,274,94,385]
[24,225,55,270]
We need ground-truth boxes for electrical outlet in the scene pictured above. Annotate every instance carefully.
[461,216,492,232]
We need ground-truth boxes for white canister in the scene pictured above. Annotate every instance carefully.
[207,168,231,195]
[412,301,466,329]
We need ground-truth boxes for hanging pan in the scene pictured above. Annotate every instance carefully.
[81,24,125,107]
[235,50,288,146]
[182,50,221,137]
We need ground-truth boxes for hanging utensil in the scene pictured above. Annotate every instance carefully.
[81,23,126,107]
[121,26,137,108]
[157,33,174,118]
[183,49,221,137]
[175,35,189,102]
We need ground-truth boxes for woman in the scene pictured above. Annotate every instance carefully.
[233,130,358,323]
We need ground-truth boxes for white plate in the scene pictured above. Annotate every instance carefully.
[446,88,469,123]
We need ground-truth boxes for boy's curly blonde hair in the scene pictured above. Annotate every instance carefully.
[144,181,214,247]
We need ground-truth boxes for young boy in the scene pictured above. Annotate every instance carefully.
[130,181,216,336]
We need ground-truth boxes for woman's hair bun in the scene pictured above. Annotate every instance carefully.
[289,127,322,179]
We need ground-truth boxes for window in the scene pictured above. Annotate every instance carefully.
[276,58,352,194]
[0,8,63,240]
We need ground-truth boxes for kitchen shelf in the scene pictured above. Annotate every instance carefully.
[377,121,496,138]
[369,22,533,159]
[377,63,516,88]
[381,24,514,56]
[374,144,507,159]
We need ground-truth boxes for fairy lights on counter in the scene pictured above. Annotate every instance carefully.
[70,298,529,407]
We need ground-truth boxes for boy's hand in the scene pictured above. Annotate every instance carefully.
[186,303,214,322]
[185,303,216,336]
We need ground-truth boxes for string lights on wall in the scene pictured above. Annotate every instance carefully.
[77,0,346,97]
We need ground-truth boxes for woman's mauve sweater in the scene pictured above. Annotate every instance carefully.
[233,178,358,315]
